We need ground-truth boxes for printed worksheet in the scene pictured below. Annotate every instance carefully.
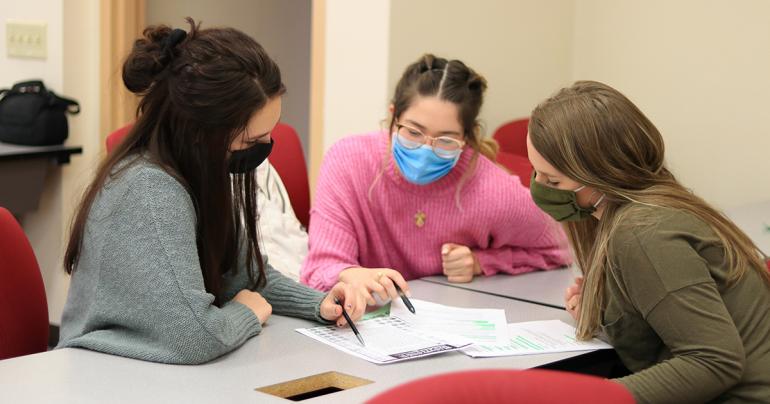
[296,315,473,365]
[463,320,612,357]
[389,298,509,348]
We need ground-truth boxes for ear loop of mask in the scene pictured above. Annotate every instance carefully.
[592,193,606,208]
[575,185,607,209]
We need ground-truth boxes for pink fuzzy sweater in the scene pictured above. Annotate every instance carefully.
[300,131,571,291]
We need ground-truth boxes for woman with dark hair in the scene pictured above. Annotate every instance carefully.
[57,19,362,364]
[301,54,570,304]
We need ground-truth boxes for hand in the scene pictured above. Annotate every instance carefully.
[233,289,272,325]
[564,277,583,320]
[338,267,410,306]
[441,243,481,283]
[320,282,365,326]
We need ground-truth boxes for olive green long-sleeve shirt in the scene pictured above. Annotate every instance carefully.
[604,205,770,403]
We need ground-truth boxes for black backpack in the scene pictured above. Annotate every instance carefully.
[0,80,80,146]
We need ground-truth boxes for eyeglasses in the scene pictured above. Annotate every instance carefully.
[394,123,465,159]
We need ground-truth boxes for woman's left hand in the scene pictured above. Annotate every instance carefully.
[320,282,365,326]
[441,243,482,283]
[565,277,583,320]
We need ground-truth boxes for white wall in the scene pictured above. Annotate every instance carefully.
[387,0,575,139]
[146,0,312,159]
[321,0,391,151]
[0,0,67,324]
[0,2,63,90]
[571,0,770,208]
[0,0,101,325]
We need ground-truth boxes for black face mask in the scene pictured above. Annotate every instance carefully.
[228,139,273,174]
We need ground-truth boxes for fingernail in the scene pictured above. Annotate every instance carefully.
[406,291,412,297]
[442,247,449,255]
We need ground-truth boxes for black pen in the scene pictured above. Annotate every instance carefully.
[334,298,365,346]
[394,283,416,314]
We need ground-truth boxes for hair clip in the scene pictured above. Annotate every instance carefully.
[162,28,187,53]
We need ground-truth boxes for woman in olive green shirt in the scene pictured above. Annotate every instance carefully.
[526,80,770,403]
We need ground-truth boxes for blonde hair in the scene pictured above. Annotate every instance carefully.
[529,80,770,340]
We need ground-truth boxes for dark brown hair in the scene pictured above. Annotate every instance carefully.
[64,18,285,305]
[371,54,499,208]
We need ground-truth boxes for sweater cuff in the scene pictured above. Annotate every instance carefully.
[472,248,502,276]
[313,294,334,324]
[221,299,262,339]
[317,263,357,292]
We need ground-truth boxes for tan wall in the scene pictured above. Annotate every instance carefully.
[57,0,102,324]
[571,0,770,209]
[387,0,576,139]
[320,0,391,152]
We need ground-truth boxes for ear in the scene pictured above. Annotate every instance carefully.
[388,103,395,115]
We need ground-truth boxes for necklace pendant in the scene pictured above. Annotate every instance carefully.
[414,211,426,228]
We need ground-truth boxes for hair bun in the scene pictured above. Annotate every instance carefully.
[448,60,486,93]
[419,53,448,74]
[122,25,175,94]
[467,74,487,92]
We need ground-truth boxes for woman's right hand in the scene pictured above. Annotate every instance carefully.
[564,277,583,321]
[338,267,410,306]
[234,289,272,325]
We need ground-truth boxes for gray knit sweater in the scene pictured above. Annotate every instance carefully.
[57,158,327,364]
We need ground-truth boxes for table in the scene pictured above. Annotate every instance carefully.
[0,280,604,403]
[724,200,770,255]
[0,142,82,216]
[421,267,579,309]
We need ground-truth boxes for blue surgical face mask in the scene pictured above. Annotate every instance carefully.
[391,133,461,185]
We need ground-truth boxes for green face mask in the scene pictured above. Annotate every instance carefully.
[529,172,603,222]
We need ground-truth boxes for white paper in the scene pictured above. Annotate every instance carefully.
[296,315,473,364]
[390,298,509,348]
[463,320,612,357]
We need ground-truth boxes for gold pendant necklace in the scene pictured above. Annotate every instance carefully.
[414,211,426,228]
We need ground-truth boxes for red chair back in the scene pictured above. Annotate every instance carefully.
[105,124,133,154]
[0,207,49,360]
[269,123,310,229]
[367,369,635,404]
[496,151,533,188]
[493,118,530,158]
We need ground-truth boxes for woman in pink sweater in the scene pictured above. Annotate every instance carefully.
[301,54,570,303]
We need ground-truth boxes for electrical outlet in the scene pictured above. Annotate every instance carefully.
[6,20,47,59]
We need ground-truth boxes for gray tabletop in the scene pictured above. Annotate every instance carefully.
[416,200,770,310]
[421,267,580,309]
[0,280,592,404]
[725,200,770,255]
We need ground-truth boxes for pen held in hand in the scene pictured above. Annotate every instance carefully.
[394,283,416,314]
[334,298,365,346]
